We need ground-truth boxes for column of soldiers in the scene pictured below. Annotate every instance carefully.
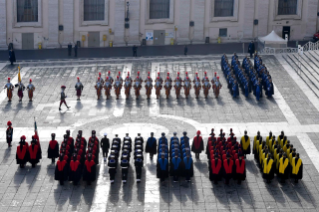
[88,71,223,100]
[207,129,246,185]
[221,53,274,100]
[3,78,35,102]
[254,131,303,183]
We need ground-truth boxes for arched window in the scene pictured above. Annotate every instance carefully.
[84,0,105,21]
[17,0,38,22]
[278,0,297,15]
[214,0,234,17]
[150,0,170,19]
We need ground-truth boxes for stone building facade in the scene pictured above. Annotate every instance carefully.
[1,0,319,49]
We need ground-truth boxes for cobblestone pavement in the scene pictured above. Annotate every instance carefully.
[0,55,318,212]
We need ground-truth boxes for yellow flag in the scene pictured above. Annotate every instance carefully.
[18,65,21,82]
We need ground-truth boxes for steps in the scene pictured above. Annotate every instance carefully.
[282,51,319,97]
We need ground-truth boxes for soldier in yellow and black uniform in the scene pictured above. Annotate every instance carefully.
[240,131,250,157]
[278,153,290,183]
[291,153,303,183]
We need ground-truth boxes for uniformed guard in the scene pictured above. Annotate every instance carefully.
[121,155,130,184]
[108,155,117,184]
[157,153,168,183]
[59,85,70,111]
[26,79,35,102]
[69,153,82,185]
[262,153,275,183]
[234,154,246,184]
[4,78,14,102]
[291,153,303,183]
[182,153,193,182]
[16,135,29,168]
[171,154,182,182]
[101,133,110,162]
[146,132,157,160]
[55,153,69,185]
[223,153,234,185]
[29,137,41,168]
[48,133,59,163]
[95,78,103,100]
[6,121,13,148]
[16,81,25,102]
[210,153,222,184]
[213,77,222,98]
[75,77,84,100]
[192,130,204,159]
[134,154,143,183]
[83,153,96,185]
[278,153,290,183]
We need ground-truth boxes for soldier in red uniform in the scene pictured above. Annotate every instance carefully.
[48,133,59,163]
[192,130,204,159]
[83,153,96,185]
[69,153,82,185]
[223,153,234,185]
[209,153,222,184]
[28,138,41,168]
[6,121,13,148]
[234,154,246,184]
[16,135,29,168]
[55,153,69,185]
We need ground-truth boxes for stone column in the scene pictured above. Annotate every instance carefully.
[257,0,269,37]
[243,0,255,40]
[0,0,6,49]
[114,0,125,46]
[178,0,191,44]
[63,0,74,46]
[47,0,59,48]
[128,0,140,45]
[193,0,205,43]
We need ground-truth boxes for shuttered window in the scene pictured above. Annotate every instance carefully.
[150,0,170,19]
[278,0,297,15]
[214,0,234,17]
[84,0,105,21]
[17,0,38,22]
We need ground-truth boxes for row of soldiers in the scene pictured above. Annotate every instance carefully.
[254,131,303,183]
[4,78,35,102]
[156,132,194,183]
[206,129,246,184]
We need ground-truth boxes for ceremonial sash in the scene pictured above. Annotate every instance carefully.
[57,160,67,171]
[235,159,245,174]
[292,158,302,175]
[49,140,57,149]
[211,159,222,174]
[85,160,95,173]
[241,136,250,151]
[17,145,27,160]
[263,159,273,174]
[223,159,234,174]
[279,158,289,174]
[70,160,80,171]
[29,145,38,159]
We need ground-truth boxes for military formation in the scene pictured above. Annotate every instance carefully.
[7,118,303,185]
[221,53,274,100]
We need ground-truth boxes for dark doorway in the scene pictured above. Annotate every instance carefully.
[282,26,290,40]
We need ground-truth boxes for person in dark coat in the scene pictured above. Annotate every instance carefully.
[83,153,96,185]
[184,46,188,56]
[55,154,69,185]
[101,133,110,162]
[9,48,16,65]
[191,130,204,159]
[28,138,41,168]
[133,45,137,57]
[134,154,143,183]
[16,136,29,168]
[74,44,78,57]
[182,153,193,182]
[234,154,246,184]
[69,153,82,185]
[262,153,275,183]
[157,153,168,182]
[146,132,157,160]
[248,41,255,58]
[48,133,59,163]
[210,153,222,184]
[6,121,13,148]
[291,153,303,183]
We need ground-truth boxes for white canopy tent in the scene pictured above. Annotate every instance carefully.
[258,30,287,51]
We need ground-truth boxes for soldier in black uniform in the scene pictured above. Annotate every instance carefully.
[101,133,110,162]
